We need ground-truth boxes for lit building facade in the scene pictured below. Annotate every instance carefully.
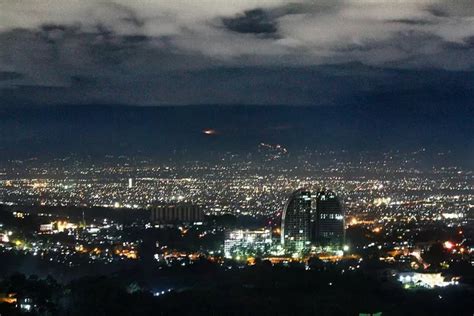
[315,190,344,246]
[224,229,272,259]
[398,272,459,289]
[281,189,312,252]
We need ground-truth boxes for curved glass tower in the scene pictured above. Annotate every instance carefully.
[281,189,312,252]
[315,190,344,247]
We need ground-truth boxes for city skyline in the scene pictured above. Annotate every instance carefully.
[0,1,473,315]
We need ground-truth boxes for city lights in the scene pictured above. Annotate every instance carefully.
[0,0,473,312]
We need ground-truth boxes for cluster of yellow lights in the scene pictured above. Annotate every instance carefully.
[443,241,454,249]
[373,197,391,206]
[116,249,137,259]
[13,212,27,219]
[0,293,17,304]
[32,182,48,189]
[372,227,382,233]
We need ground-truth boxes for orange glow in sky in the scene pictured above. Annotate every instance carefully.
[203,129,217,135]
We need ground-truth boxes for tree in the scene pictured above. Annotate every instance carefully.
[422,243,447,269]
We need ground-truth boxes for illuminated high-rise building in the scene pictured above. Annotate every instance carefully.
[281,189,312,252]
[315,190,344,246]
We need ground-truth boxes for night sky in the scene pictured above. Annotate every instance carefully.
[0,1,473,160]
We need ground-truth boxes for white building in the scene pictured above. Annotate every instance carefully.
[224,229,272,259]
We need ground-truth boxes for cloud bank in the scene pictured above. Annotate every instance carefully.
[1,0,474,105]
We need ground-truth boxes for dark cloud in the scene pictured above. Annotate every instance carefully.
[222,9,278,36]
[106,2,145,28]
[386,19,434,26]
[426,8,449,18]
[427,0,474,18]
